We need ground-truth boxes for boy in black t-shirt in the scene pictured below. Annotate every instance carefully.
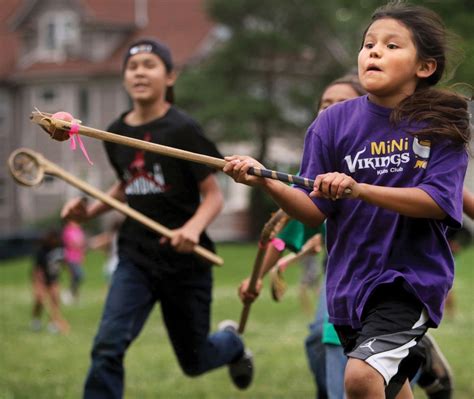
[60,39,253,398]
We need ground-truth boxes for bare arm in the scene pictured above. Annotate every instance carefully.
[259,243,285,278]
[356,185,446,219]
[463,187,474,219]
[88,181,127,218]
[263,179,326,227]
[223,156,327,304]
[224,156,447,221]
[223,156,326,227]
[165,174,224,253]
[312,172,447,219]
[237,241,284,303]
[61,181,126,222]
[88,231,113,251]
[185,174,224,234]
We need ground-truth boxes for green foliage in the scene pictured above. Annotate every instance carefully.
[179,0,357,156]
[415,0,474,86]
[178,0,473,150]
[0,245,473,398]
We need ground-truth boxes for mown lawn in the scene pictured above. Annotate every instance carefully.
[0,243,473,398]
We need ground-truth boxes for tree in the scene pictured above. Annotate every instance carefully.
[178,0,365,160]
[178,0,362,234]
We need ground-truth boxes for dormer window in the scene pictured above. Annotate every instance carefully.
[38,11,79,59]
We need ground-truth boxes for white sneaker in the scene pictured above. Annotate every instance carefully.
[218,320,238,333]
[47,322,59,334]
[30,319,42,332]
[61,291,73,305]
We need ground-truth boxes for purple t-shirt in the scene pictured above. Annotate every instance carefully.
[299,95,467,328]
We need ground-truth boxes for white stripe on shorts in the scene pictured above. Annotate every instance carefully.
[352,309,429,384]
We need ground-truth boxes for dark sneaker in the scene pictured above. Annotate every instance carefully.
[417,333,453,399]
[229,349,254,390]
[218,320,254,390]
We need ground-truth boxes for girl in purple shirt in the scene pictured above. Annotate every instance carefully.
[224,3,470,399]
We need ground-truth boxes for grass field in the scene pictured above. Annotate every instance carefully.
[0,243,473,399]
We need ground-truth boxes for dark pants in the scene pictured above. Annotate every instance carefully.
[84,256,244,399]
[67,262,84,296]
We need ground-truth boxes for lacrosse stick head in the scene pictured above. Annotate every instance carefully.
[30,110,78,142]
[267,209,290,241]
[269,265,287,302]
[8,148,45,186]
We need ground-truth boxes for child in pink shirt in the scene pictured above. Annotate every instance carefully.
[62,221,86,302]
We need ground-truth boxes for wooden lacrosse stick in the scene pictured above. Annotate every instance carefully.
[270,233,322,301]
[8,148,223,266]
[30,110,352,193]
[237,209,289,333]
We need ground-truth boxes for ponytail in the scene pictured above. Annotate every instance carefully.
[391,88,471,147]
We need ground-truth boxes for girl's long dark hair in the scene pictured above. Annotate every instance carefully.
[364,2,471,147]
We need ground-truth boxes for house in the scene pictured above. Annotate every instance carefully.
[1,0,261,240]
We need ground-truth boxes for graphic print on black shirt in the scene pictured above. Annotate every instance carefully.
[104,106,222,272]
[124,132,170,195]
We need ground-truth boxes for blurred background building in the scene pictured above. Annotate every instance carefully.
[0,0,249,240]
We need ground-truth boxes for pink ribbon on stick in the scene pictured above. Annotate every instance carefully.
[68,122,93,165]
[51,111,93,165]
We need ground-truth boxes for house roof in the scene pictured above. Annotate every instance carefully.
[1,0,215,81]
[79,0,137,25]
[0,0,22,79]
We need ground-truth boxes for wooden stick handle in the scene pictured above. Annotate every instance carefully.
[31,112,226,168]
[40,158,223,266]
[31,111,352,194]
[237,244,266,334]
[237,209,288,334]
[277,245,315,273]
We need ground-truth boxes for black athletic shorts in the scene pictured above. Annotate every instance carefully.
[335,280,429,399]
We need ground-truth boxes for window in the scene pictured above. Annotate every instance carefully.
[0,178,5,205]
[78,88,89,121]
[0,113,5,136]
[41,88,56,103]
[46,21,56,50]
[39,11,79,55]
[34,87,61,111]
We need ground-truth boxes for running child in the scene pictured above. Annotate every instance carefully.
[59,38,253,398]
[238,74,366,399]
[31,228,70,334]
[224,3,470,398]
